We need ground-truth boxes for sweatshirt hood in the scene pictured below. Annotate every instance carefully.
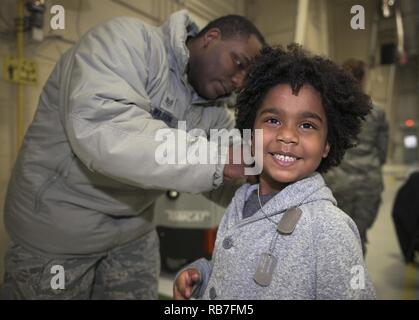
[232,173,337,223]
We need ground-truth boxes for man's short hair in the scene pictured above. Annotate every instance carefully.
[197,15,266,46]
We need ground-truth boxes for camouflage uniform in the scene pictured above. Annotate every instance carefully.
[324,105,389,254]
[0,230,160,300]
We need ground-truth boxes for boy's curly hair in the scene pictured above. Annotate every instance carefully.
[235,44,372,173]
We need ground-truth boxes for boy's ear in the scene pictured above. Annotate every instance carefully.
[322,142,331,158]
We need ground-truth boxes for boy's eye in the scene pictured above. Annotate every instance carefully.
[300,122,316,129]
[266,118,280,125]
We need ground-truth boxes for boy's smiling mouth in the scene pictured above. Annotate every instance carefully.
[269,152,301,167]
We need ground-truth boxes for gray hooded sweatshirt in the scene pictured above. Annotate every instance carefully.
[4,11,236,257]
[183,173,377,300]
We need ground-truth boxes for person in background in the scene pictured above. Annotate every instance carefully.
[392,170,419,264]
[324,59,389,256]
[1,11,265,299]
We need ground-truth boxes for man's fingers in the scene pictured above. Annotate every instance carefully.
[223,163,246,181]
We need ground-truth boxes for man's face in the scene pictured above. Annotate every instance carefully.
[188,30,263,100]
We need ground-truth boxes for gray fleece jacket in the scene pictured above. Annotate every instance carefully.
[4,11,235,257]
[183,173,376,300]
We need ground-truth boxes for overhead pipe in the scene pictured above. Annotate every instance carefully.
[294,0,309,45]
[395,4,407,64]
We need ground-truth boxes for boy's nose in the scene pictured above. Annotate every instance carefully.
[276,127,298,144]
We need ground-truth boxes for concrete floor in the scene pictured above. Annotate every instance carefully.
[158,164,419,300]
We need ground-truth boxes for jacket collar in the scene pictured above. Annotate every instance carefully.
[160,10,198,78]
[233,173,336,224]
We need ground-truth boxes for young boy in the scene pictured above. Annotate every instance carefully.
[173,45,377,300]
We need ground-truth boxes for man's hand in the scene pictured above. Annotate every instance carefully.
[173,268,201,300]
[223,144,258,183]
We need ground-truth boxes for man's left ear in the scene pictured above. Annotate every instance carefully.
[203,28,221,47]
[323,142,331,158]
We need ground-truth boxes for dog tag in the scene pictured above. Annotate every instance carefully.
[277,207,302,235]
[253,252,278,287]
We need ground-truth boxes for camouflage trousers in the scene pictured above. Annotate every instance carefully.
[333,191,382,255]
[0,230,160,300]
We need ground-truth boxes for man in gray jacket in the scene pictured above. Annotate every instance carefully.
[1,11,265,299]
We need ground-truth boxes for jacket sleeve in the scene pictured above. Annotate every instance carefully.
[61,18,227,193]
[376,109,389,165]
[173,194,236,298]
[314,209,377,300]
[200,108,247,207]
[175,258,214,299]
[203,178,245,208]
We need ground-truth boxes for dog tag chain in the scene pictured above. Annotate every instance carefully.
[253,186,304,287]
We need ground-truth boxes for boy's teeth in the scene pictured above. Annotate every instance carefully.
[274,154,297,162]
